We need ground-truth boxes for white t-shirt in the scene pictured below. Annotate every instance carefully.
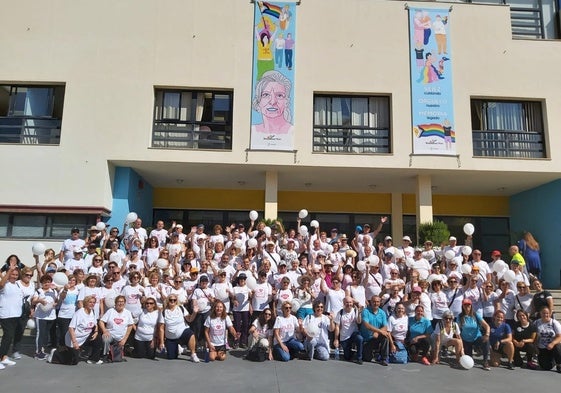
[325,288,345,315]
[334,308,359,342]
[135,309,160,341]
[100,307,134,341]
[275,289,294,314]
[58,288,80,319]
[150,228,169,247]
[303,314,331,347]
[121,284,144,318]
[273,314,299,344]
[432,321,461,345]
[347,285,366,308]
[34,289,57,320]
[252,282,272,311]
[60,238,86,262]
[78,286,103,319]
[158,306,189,339]
[232,285,251,312]
[430,291,450,319]
[535,318,561,349]
[193,287,215,313]
[65,308,97,347]
[204,315,233,346]
[388,315,408,342]
[251,318,274,340]
[212,281,233,311]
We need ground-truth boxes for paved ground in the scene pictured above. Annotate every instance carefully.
[1,336,560,393]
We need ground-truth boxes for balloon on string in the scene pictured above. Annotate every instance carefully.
[264,227,272,237]
[53,272,69,286]
[291,298,301,312]
[356,261,366,272]
[463,223,475,236]
[306,322,320,338]
[246,276,258,290]
[32,243,46,256]
[445,250,456,260]
[366,255,380,266]
[126,212,138,224]
[249,210,259,221]
[247,238,258,249]
[459,355,474,369]
[493,260,508,274]
[461,246,472,256]
[460,264,472,275]
[26,319,36,330]
[298,209,308,219]
[504,270,516,283]
[156,258,169,269]
[310,220,319,228]
[38,301,54,313]
[96,222,106,231]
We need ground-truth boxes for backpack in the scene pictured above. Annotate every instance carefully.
[107,341,124,362]
[245,345,267,362]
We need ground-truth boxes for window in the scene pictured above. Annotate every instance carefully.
[0,84,65,145]
[471,99,545,158]
[0,213,95,239]
[152,89,233,150]
[313,95,391,154]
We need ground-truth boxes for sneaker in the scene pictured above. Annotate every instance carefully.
[0,363,5,370]
[380,359,389,366]
[526,360,537,370]
[34,352,47,360]
[556,364,561,374]
[191,354,200,363]
[482,362,491,371]
[177,345,184,354]
[421,357,430,366]
[12,352,22,360]
[46,348,56,363]
[1,358,16,366]
[86,359,104,365]
[507,362,514,370]
[355,359,363,365]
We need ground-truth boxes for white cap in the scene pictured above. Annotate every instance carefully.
[402,236,411,242]
[384,236,392,241]
[449,236,457,241]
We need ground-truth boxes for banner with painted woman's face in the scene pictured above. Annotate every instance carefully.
[409,8,455,156]
[250,2,296,151]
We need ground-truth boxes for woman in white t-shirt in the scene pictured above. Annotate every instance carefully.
[133,297,160,359]
[248,310,275,360]
[120,272,144,320]
[158,295,199,362]
[431,310,464,365]
[99,295,134,358]
[275,277,294,316]
[302,300,335,361]
[78,275,103,319]
[204,301,237,361]
[32,275,58,359]
[57,275,80,346]
[273,301,304,361]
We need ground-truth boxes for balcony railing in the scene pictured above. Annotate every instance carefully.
[313,126,390,154]
[0,116,61,145]
[152,120,232,150]
[472,129,545,158]
[510,5,545,38]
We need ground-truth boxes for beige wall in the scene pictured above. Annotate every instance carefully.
[1,0,560,210]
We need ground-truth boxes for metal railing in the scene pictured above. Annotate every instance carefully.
[511,5,545,39]
[152,121,232,150]
[313,126,390,154]
[0,116,61,145]
[472,129,545,158]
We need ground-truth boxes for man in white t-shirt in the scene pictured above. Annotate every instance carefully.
[334,296,364,364]
[60,228,86,263]
[126,218,148,249]
[150,220,169,248]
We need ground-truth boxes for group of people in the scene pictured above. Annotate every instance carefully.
[0,216,559,374]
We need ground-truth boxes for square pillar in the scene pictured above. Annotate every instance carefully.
[416,175,433,238]
[264,171,278,219]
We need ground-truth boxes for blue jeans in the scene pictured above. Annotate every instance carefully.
[341,331,364,361]
[274,337,304,362]
[305,337,330,361]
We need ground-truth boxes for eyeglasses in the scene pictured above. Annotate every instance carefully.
[24,274,33,277]
[485,285,493,289]
[283,306,292,310]
[444,317,454,320]
[93,258,102,262]
[174,280,183,283]
[315,305,324,309]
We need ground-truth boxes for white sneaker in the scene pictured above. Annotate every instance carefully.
[177,345,184,355]
[12,352,22,360]
[191,354,200,363]
[87,359,104,365]
[46,348,56,363]
[0,363,5,370]
[1,358,16,366]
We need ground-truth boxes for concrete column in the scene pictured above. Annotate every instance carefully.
[416,175,433,239]
[264,171,278,219]
[391,193,403,242]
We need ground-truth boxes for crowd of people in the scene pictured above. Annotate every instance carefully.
[0,216,559,373]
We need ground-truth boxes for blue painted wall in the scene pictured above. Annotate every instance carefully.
[510,179,561,288]
[104,167,153,233]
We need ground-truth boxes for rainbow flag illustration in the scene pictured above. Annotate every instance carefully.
[259,2,282,19]
[415,123,456,142]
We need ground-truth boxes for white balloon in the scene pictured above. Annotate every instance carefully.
[298,209,308,219]
[26,319,36,329]
[126,212,138,224]
[96,222,106,231]
[463,223,475,236]
[32,243,46,256]
[356,261,366,272]
[394,249,405,259]
[264,227,272,237]
[444,250,456,260]
[461,246,472,256]
[246,276,257,290]
[291,298,301,312]
[493,260,508,274]
[156,258,169,269]
[38,302,54,313]
[53,272,68,286]
[405,258,414,268]
[310,220,319,228]
[460,264,472,275]
[367,255,380,266]
[427,274,440,284]
[459,355,474,369]
[452,256,464,266]
[247,238,258,249]
[249,210,259,221]
[504,270,516,283]
[299,225,308,235]
[306,321,320,338]
[104,295,116,309]
[102,334,112,344]
[234,239,243,249]
[326,244,334,254]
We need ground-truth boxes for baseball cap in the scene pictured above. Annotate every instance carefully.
[491,250,501,257]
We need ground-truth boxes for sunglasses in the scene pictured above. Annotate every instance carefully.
[168,298,178,302]
[448,280,457,283]
[145,302,156,305]
[24,274,33,277]
[283,306,292,310]
[174,281,183,283]
[517,286,526,289]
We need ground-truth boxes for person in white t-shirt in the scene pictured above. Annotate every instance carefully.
[99,295,134,359]
[302,300,335,361]
[232,274,251,348]
[334,296,363,364]
[150,220,169,248]
[251,271,272,321]
[126,218,148,250]
[273,301,304,361]
[133,297,159,359]
[59,228,86,264]
[204,301,237,361]
[158,295,199,362]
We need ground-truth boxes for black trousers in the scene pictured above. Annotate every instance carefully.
[363,334,389,362]
[0,317,18,359]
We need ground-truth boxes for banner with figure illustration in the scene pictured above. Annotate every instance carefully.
[409,8,455,155]
[250,1,296,151]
